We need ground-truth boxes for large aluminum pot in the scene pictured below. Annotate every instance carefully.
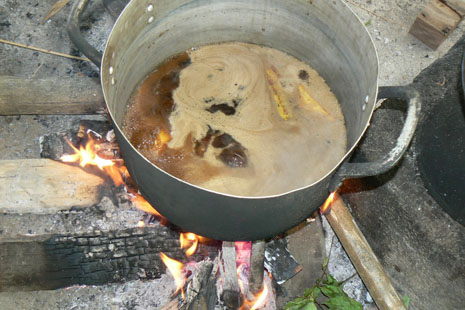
[68,0,420,241]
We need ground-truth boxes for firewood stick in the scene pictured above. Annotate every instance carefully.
[325,193,407,310]
[221,241,242,309]
[0,76,105,115]
[248,240,266,294]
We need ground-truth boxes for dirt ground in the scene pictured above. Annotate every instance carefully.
[1,0,464,309]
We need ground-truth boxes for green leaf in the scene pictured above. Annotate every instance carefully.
[402,295,410,309]
[312,287,321,300]
[325,274,339,286]
[365,20,371,27]
[324,295,363,310]
[301,302,318,310]
[321,285,345,299]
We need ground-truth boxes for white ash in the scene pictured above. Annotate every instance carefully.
[321,216,377,309]
[0,275,176,310]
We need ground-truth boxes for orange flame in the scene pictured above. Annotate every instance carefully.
[160,252,186,298]
[60,133,165,221]
[320,192,336,214]
[250,282,269,310]
[180,233,199,257]
[129,194,162,217]
[61,135,124,186]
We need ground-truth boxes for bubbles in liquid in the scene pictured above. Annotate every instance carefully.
[123,42,347,196]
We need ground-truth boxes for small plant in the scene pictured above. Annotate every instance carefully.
[284,257,362,310]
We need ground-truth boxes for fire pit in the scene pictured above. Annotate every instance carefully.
[1,0,464,310]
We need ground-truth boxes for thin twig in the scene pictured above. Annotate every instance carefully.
[31,62,45,77]
[339,272,358,286]
[345,0,406,28]
[0,38,90,62]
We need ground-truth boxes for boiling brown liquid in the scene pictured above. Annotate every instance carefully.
[123,42,347,196]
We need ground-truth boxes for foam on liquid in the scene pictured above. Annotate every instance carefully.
[123,42,347,197]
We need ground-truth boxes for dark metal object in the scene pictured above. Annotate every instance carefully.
[264,238,302,285]
[67,0,421,241]
[103,0,130,21]
[67,0,102,67]
[329,86,421,191]
[414,47,465,226]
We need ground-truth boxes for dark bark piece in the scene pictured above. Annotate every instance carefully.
[212,133,235,149]
[206,103,236,115]
[218,144,248,168]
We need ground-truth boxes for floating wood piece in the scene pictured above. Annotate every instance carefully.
[0,159,105,214]
[0,76,105,115]
[221,241,242,309]
[325,193,406,310]
[409,0,462,49]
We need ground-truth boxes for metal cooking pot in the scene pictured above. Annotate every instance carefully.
[68,0,420,241]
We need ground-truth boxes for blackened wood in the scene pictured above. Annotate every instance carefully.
[248,240,265,295]
[0,76,105,115]
[0,227,219,292]
[186,260,217,310]
[325,193,406,310]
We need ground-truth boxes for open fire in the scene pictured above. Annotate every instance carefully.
[60,130,274,309]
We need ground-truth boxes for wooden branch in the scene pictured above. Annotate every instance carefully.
[325,193,406,310]
[221,242,242,309]
[248,240,265,294]
[0,76,105,115]
[0,159,105,214]
[409,0,462,49]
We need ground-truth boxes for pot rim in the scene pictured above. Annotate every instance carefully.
[100,0,380,200]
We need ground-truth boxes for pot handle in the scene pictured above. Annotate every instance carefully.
[329,86,421,192]
[67,0,103,67]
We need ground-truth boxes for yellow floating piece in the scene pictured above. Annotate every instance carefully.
[265,68,291,120]
[298,84,330,116]
[155,129,172,149]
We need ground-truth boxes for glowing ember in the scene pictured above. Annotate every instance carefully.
[235,241,252,268]
[180,233,199,257]
[320,192,336,214]
[160,252,186,298]
[137,220,145,228]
